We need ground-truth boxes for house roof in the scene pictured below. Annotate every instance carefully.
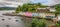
[36,7,55,13]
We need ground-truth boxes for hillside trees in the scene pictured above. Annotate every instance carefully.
[55,4,60,16]
[15,5,21,13]
[15,3,47,13]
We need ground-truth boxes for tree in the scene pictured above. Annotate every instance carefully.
[15,5,21,13]
[22,3,37,12]
[56,21,60,27]
[55,4,60,16]
[31,18,47,27]
[15,3,47,13]
[21,4,28,12]
[37,3,41,6]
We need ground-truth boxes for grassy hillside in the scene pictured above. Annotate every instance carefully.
[0,7,16,10]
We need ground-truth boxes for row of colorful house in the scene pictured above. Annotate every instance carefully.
[20,7,56,27]
[18,7,55,19]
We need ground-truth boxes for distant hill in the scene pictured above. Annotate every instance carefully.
[52,4,60,6]
[53,4,60,6]
[0,7,16,10]
[48,4,60,8]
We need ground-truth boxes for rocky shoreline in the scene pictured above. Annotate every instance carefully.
[2,12,54,20]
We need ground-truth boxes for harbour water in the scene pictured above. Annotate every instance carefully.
[0,10,25,27]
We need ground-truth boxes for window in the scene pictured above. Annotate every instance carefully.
[45,16,55,18]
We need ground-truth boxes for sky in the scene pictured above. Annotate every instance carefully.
[31,0,51,3]
[0,0,60,7]
[31,0,60,5]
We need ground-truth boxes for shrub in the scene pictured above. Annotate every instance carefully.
[31,18,47,27]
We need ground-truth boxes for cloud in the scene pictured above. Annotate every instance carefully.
[0,0,60,7]
[53,0,60,4]
[0,0,30,7]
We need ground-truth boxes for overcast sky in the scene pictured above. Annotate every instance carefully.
[0,0,60,7]
[31,0,60,6]
[0,0,28,7]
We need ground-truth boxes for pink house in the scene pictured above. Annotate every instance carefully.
[24,12,32,17]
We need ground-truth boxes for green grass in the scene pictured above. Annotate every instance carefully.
[56,21,60,27]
